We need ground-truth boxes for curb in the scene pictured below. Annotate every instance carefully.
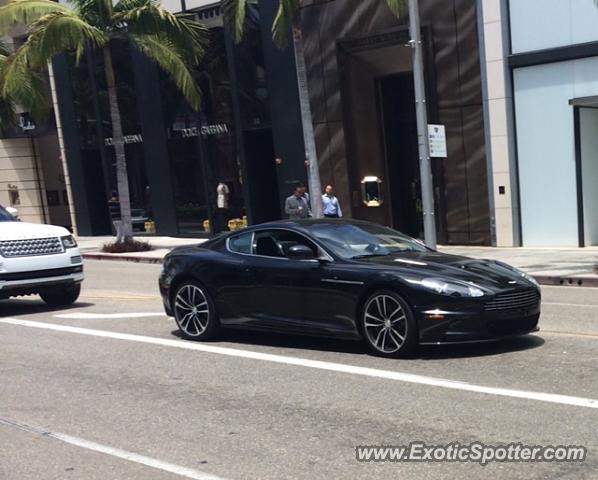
[82,253,164,265]
[534,274,598,288]
[82,253,598,288]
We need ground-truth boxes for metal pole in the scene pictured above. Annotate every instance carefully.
[408,0,437,249]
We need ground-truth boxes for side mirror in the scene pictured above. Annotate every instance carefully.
[287,244,315,260]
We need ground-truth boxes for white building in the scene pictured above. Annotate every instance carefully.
[480,0,598,247]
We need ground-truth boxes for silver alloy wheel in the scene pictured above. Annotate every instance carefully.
[174,284,210,337]
[363,294,407,354]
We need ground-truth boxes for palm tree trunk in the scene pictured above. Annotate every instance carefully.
[103,45,133,242]
[291,20,323,218]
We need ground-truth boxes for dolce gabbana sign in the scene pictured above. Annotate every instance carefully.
[104,134,143,146]
[179,124,230,138]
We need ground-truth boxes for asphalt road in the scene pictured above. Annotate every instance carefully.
[1,260,597,480]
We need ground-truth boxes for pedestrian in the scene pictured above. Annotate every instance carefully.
[108,190,125,243]
[285,184,311,219]
[299,182,310,209]
[322,184,342,218]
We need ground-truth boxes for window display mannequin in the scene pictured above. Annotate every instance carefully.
[217,182,230,209]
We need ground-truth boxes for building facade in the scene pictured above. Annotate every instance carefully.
[481,0,598,247]
[14,0,499,246]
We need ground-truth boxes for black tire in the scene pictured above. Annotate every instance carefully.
[172,280,220,341]
[40,283,81,306]
[360,290,418,358]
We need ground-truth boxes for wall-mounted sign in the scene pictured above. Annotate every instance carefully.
[428,124,447,158]
[104,134,143,146]
[180,124,230,138]
[361,176,383,207]
[18,113,36,132]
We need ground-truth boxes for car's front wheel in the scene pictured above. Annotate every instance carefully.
[40,283,81,306]
[172,281,219,341]
[361,290,418,358]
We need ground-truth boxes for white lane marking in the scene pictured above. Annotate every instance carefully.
[1,317,597,410]
[54,312,165,319]
[543,302,598,308]
[0,417,226,480]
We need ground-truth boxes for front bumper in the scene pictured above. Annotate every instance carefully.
[415,292,541,344]
[0,249,84,298]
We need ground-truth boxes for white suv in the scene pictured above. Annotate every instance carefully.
[0,205,83,305]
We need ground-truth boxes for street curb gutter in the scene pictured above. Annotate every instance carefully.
[82,253,598,287]
[537,275,598,288]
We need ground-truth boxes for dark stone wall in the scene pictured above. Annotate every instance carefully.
[298,0,491,245]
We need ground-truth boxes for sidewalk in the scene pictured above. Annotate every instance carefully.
[78,236,201,264]
[79,235,598,287]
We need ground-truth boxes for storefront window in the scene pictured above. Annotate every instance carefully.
[69,43,152,231]
[161,26,245,235]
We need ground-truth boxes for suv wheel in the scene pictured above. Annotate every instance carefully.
[40,284,82,306]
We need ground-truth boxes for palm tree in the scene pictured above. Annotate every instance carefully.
[223,0,406,218]
[0,0,208,241]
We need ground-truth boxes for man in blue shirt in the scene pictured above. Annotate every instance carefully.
[321,184,342,218]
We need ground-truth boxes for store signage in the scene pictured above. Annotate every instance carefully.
[104,134,143,146]
[180,124,229,138]
[428,124,447,158]
[18,114,36,132]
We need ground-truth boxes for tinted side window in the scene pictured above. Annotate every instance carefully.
[253,229,319,258]
[228,232,253,254]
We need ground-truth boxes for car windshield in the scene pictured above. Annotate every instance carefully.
[0,206,15,222]
[309,223,429,259]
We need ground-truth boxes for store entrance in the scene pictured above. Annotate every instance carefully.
[243,129,281,223]
[576,106,598,246]
[338,29,434,239]
[378,73,423,239]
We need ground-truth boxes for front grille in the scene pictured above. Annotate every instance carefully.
[484,289,540,312]
[0,237,64,258]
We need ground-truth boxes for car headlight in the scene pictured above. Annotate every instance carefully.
[61,235,78,249]
[418,277,485,298]
[494,261,539,287]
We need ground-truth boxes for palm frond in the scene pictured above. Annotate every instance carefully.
[0,46,49,120]
[129,33,201,110]
[0,39,11,57]
[69,0,104,27]
[114,0,157,12]
[0,0,70,33]
[24,11,107,66]
[385,0,407,17]
[222,0,247,43]
[272,0,299,48]
[114,2,208,64]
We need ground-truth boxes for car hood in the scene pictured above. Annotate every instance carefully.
[357,251,535,291]
[0,221,70,241]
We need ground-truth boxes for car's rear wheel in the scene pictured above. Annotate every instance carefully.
[173,281,219,340]
[40,283,81,306]
[361,290,417,358]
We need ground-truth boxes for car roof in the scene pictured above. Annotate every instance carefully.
[244,218,376,234]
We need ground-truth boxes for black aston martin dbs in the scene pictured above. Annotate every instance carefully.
[159,219,541,358]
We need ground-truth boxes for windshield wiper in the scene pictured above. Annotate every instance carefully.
[351,253,391,260]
